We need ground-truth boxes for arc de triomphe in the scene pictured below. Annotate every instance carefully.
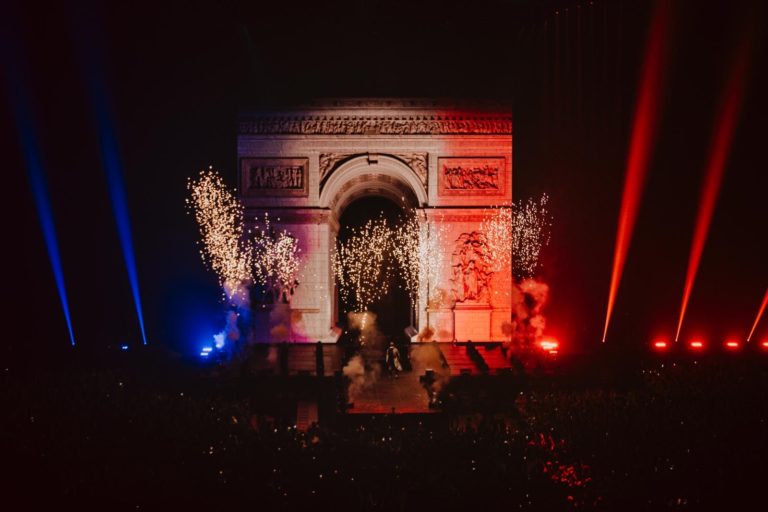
[237,98,512,342]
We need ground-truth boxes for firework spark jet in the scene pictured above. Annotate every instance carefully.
[186,169,253,305]
[602,0,671,342]
[674,41,750,342]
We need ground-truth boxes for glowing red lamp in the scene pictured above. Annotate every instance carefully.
[539,338,559,354]
[724,340,740,350]
[760,340,768,350]
[652,340,668,350]
[689,340,705,350]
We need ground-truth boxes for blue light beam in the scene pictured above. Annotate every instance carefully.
[92,89,148,345]
[3,55,77,346]
[72,6,148,346]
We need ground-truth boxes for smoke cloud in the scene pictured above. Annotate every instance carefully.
[507,278,550,345]
[269,303,292,342]
[410,342,450,393]
[341,311,385,401]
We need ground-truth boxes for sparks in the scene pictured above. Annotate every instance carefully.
[482,194,552,279]
[252,213,302,304]
[391,212,448,310]
[186,169,253,304]
[333,217,394,314]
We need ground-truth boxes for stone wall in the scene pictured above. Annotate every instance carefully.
[238,99,512,342]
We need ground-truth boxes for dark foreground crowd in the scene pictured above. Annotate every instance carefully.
[2,349,767,510]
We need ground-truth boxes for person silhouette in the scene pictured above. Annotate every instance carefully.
[385,342,403,377]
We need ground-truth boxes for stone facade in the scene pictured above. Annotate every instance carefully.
[237,99,512,342]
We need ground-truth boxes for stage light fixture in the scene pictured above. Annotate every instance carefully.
[652,340,668,350]
[539,338,559,354]
[724,340,740,350]
[689,340,705,350]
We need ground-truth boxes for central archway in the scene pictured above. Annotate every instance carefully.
[319,154,427,222]
[322,154,427,343]
[336,196,411,342]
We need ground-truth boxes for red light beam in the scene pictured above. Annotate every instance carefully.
[747,288,768,342]
[602,0,671,342]
[674,41,751,342]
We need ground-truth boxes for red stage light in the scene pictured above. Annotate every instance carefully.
[747,288,768,342]
[689,340,704,350]
[601,0,671,343]
[539,338,559,354]
[724,340,740,350]
[652,340,668,350]
[760,340,768,350]
[674,37,751,342]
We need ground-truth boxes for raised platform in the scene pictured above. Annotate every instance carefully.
[244,342,512,377]
[347,370,436,414]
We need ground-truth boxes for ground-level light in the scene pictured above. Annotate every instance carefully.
[539,338,559,354]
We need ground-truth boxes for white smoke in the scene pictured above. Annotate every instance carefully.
[268,303,292,342]
[341,311,385,401]
[342,355,369,401]
[507,278,550,344]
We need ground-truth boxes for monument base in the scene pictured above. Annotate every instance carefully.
[424,309,455,341]
[491,308,513,342]
[453,304,492,342]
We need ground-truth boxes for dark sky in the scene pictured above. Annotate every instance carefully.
[3,0,766,356]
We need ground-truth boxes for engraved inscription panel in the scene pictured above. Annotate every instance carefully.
[240,158,309,197]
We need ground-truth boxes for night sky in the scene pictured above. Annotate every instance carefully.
[3,0,766,356]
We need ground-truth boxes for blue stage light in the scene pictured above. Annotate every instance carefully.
[4,48,76,346]
[90,78,148,346]
[120,344,129,351]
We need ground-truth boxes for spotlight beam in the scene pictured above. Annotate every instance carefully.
[93,88,148,346]
[18,119,78,347]
[602,0,671,342]
[3,45,76,346]
[74,8,149,346]
[747,288,768,342]
[674,42,750,342]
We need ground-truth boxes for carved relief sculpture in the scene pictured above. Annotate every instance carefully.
[451,232,494,304]
[394,153,428,185]
[438,157,506,196]
[240,158,309,197]
[319,152,428,187]
[239,116,512,136]
[319,153,353,182]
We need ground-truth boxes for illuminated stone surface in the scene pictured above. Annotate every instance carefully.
[238,99,512,342]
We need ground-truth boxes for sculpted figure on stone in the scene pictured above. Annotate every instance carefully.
[451,232,494,304]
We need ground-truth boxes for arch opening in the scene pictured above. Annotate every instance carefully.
[335,196,412,345]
